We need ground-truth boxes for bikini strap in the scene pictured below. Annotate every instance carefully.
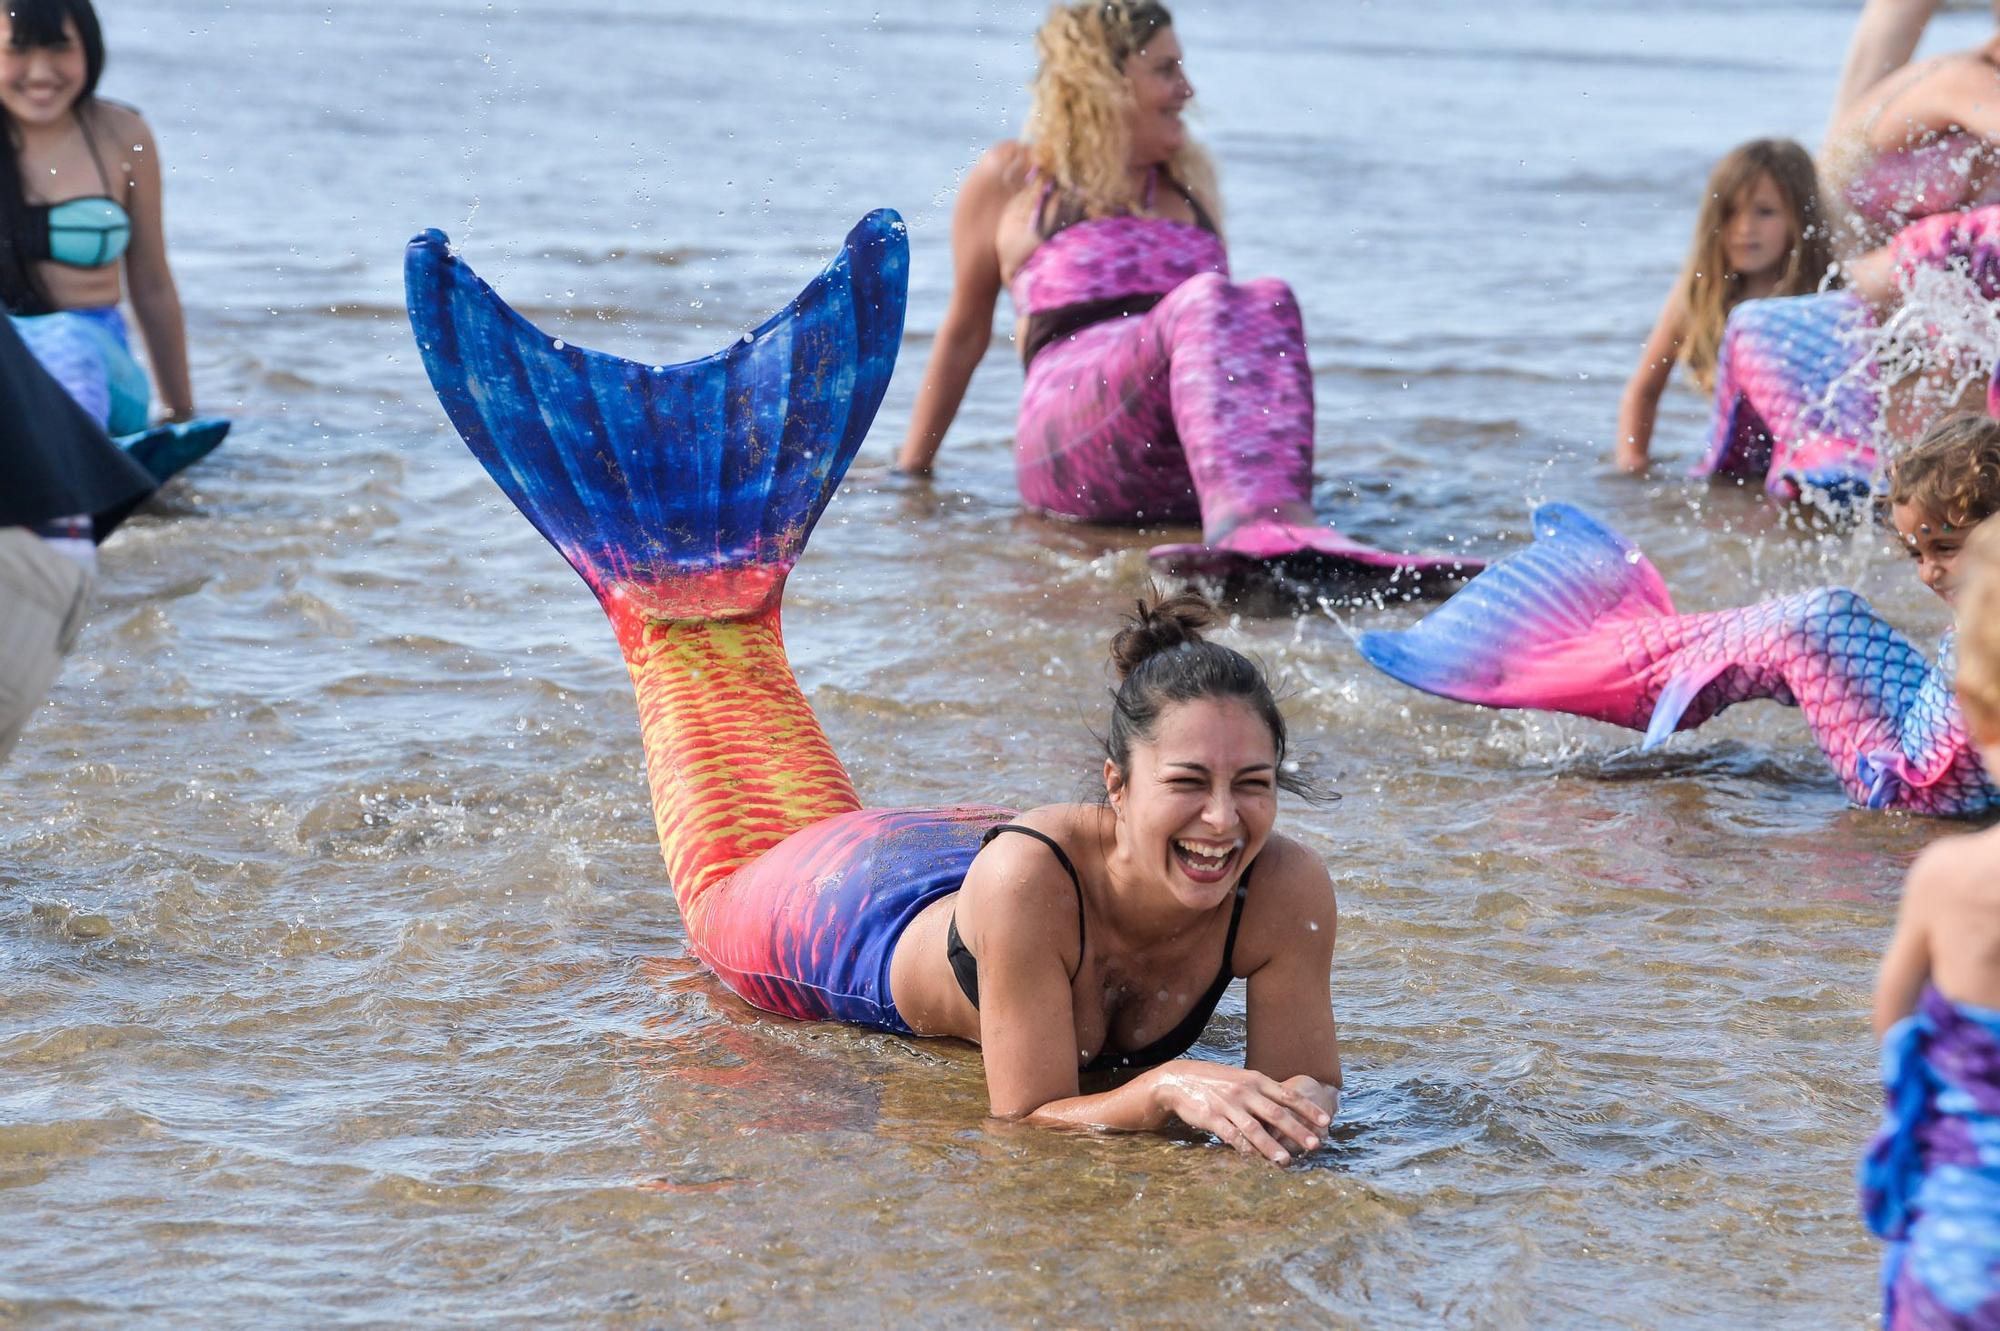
[1033,177,1067,239]
[74,106,118,199]
[980,822,1087,975]
[1219,855,1253,974]
[1158,166,1219,236]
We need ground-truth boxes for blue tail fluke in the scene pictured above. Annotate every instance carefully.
[121,417,232,485]
[1356,504,1674,718]
[404,210,908,620]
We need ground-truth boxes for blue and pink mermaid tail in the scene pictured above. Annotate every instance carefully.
[405,211,1010,1030]
[1699,288,1881,504]
[10,305,229,486]
[1861,986,2000,1329]
[1007,213,1479,595]
[1700,203,2000,505]
[1356,504,1998,815]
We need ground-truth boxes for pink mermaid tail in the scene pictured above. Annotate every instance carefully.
[1699,289,1880,504]
[1009,212,1479,594]
[1357,504,1998,815]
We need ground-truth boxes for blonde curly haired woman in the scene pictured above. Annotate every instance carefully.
[893,1,1474,591]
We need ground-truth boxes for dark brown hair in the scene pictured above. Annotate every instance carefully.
[1105,590,1323,799]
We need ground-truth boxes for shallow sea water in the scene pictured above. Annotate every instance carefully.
[2,2,1986,1326]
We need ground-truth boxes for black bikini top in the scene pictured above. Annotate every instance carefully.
[947,822,1250,1073]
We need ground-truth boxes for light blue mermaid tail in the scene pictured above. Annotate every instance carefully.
[407,211,1017,1033]
[1699,290,1880,505]
[1357,503,1999,815]
[11,307,230,485]
[13,307,152,434]
[1861,986,2000,1329]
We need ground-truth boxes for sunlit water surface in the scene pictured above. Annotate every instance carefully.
[3,2,1983,1325]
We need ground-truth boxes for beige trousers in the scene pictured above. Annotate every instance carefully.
[0,527,93,765]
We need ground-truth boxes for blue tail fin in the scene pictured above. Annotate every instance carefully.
[1356,503,1674,717]
[121,417,232,485]
[404,210,908,621]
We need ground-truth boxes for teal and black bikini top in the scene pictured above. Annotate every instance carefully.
[26,115,130,270]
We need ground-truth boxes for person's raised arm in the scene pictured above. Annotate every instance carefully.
[1615,284,1689,473]
[116,110,194,422]
[970,835,1329,1164]
[1829,0,1942,126]
[1874,840,1944,1037]
[893,145,1017,476]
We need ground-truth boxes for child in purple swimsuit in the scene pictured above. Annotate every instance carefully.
[892,0,1474,592]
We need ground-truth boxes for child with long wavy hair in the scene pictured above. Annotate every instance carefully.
[1615,139,1835,472]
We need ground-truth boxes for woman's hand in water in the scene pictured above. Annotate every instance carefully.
[1282,1073,1339,1124]
[1148,1060,1333,1165]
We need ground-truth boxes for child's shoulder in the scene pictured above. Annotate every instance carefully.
[1908,825,2000,905]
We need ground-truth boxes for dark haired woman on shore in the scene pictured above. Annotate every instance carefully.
[2,0,196,432]
[884,592,1342,1158]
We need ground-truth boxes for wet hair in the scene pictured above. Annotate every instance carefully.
[1104,590,1322,800]
[0,0,105,315]
[1956,520,2000,735]
[1677,138,1834,393]
[1025,1,1219,226]
[1886,414,2000,530]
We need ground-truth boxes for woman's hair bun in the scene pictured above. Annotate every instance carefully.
[1109,589,1216,680]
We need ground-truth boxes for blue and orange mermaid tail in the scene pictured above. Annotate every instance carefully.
[1861,986,2000,1329]
[1698,289,1880,505]
[405,211,1009,1029]
[11,306,230,486]
[1356,503,1999,815]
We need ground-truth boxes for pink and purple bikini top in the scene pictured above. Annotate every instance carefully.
[1007,170,1227,364]
[1842,131,2000,240]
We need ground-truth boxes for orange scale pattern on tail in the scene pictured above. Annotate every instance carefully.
[619,603,861,943]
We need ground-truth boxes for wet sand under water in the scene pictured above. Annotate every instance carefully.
[0,2,1978,1326]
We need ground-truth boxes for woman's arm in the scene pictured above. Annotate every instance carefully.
[1874,841,1943,1037]
[1830,0,1941,124]
[116,111,194,421]
[1241,841,1340,1106]
[1614,286,1689,473]
[892,146,1018,476]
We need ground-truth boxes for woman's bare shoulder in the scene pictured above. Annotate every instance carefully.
[977,140,1036,188]
[1246,835,1336,916]
[965,805,1097,892]
[89,99,154,141]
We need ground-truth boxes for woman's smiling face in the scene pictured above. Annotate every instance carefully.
[1107,695,1277,911]
[1122,25,1193,167]
[0,15,86,129]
